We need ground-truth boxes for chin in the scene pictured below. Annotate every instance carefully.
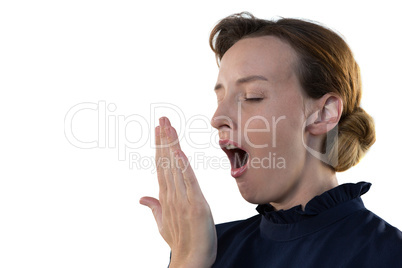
[235,174,265,204]
[241,194,268,205]
[235,171,273,205]
[238,186,263,204]
[237,180,280,205]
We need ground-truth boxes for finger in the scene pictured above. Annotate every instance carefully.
[163,119,187,199]
[175,150,204,200]
[155,126,167,195]
[161,116,171,127]
[161,117,181,152]
[139,196,163,230]
[170,149,187,198]
[159,116,181,154]
[165,126,181,153]
[159,118,175,194]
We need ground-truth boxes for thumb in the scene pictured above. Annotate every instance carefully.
[139,196,162,226]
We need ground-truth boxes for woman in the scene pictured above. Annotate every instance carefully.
[140,12,402,267]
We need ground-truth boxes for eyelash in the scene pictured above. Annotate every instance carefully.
[245,98,263,102]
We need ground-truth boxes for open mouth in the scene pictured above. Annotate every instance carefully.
[220,140,249,177]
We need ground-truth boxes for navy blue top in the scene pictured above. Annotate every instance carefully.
[212,182,402,267]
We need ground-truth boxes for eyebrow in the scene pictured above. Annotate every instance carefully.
[214,75,269,91]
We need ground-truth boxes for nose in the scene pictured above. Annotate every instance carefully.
[210,99,235,131]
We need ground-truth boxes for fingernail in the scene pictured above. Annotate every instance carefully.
[165,117,171,127]
[159,117,165,127]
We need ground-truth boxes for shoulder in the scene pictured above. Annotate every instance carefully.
[215,214,261,239]
[345,208,402,266]
[355,209,402,240]
[213,214,263,267]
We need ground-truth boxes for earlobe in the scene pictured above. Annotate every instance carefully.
[306,94,343,135]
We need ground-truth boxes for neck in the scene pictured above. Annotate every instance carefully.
[270,159,339,211]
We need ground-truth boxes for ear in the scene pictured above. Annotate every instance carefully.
[306,94,343,136]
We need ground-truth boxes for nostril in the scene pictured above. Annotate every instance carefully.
[222,124,231,129]
[211,117,225,129]
[211,115,234,130]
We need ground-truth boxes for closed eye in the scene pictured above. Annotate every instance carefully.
[245,98,263,102]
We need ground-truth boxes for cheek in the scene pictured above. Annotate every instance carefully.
[268,96,306,151]
[241,109,300,149]
[243,123,271,148]
[243,104,306,175]
[241,109,274,147]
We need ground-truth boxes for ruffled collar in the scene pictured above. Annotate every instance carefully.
[256,181,371,225]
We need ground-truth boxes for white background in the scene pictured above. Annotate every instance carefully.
[1,0,401,267]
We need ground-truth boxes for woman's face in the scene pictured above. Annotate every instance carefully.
[211,36,311,205]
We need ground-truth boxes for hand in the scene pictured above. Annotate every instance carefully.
[140,117,217,268]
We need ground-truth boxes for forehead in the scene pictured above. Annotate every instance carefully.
[218,36,298,83]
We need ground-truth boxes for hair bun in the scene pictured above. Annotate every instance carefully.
[330,107,376,172]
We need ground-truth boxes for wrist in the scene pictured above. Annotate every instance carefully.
[169,254,214,268]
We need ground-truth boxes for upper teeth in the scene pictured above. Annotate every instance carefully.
[225,144,237,150]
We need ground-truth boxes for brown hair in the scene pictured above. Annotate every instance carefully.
[209,12,375,172]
